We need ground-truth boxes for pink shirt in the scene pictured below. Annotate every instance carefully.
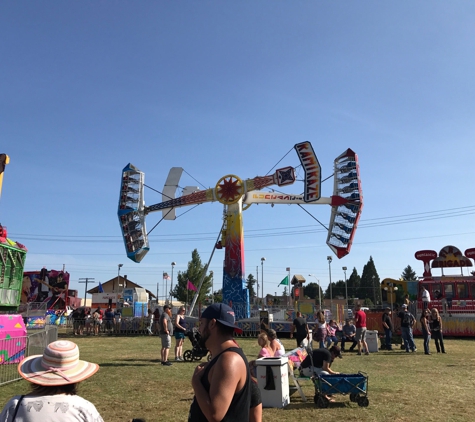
[259,347,273,358]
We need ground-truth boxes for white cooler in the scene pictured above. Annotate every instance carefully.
[366,330,380,352]
[255,356,290,408]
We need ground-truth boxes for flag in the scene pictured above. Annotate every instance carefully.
[163,272,171,280]
[278,276,289,286]
[187,280,197,291]
[98,282,104,293]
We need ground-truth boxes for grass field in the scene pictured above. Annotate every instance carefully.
[1,333,475,421]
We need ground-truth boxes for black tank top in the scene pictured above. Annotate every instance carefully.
[188,347,251,422]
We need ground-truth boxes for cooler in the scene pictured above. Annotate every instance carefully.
[366,330,380,352]
[255,356,290,408]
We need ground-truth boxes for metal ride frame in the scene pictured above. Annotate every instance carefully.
[117,142,363,319]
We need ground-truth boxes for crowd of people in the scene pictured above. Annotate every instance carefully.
[5,300,449,421]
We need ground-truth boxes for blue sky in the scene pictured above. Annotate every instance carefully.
[1,2,474,300]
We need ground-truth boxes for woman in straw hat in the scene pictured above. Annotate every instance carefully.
[0,340,103,421]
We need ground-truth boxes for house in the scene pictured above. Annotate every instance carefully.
[87,275,156,309]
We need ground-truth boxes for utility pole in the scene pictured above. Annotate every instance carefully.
[79,278,96,307]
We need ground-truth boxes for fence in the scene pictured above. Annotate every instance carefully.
[0,326,58,386]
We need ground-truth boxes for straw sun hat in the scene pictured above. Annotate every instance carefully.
[18,340,99,386]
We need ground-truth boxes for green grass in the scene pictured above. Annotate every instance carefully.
[1,334,475,421]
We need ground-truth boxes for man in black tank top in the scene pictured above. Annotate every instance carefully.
[189,303,251,422]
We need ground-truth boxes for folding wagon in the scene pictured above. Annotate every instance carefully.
[313,371,369,408]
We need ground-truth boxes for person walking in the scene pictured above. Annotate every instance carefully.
[290,311,309,348]
[0,340,104,421]
[189,303,251,422]
[420,309,431,354]
[174,306,187,361]
[313,310,327,349]
[159,304,174,366]
[429,308,446,353]
[382,307,394,350]
[398,304,416,352]
[354,304,369,355]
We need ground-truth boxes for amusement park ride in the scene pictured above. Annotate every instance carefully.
[118,142,364,320]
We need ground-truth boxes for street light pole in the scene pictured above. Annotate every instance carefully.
[384,283,398,327]
[308,274,322,310]
[342,266,348,317]
[261,258,266,310]
[170,262,176,303]
[327,256,333,314]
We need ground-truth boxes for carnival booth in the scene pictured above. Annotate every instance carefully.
[0,314,27,364]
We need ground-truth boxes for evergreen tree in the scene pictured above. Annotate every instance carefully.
[172,249,212,305]
[401,265,417,281]
[347,267,361,300]
[360,256,381,305]
[304,282,322,301]
[246,273,257,298]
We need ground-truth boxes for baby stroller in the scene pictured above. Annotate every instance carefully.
[183,327,211,362]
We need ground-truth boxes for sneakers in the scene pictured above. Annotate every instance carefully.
[356,352,362,355]
[364,352,369,355]
[161,361,172,366]
[175,357,183,361]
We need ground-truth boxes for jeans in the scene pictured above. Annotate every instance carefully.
[401,326,416,352]
[422,329,431,354]
[341,336,357,350]
[384,328,392,350]
[326,336,338,348]
[432,330,445,353]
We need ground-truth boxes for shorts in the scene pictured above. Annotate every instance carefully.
[160,334,171,349]
[355,327,367,342]
[174,331,185,340]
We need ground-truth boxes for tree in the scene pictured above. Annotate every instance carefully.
[304,282,323,301]
[359,256,381,305]
[347,268,361,299]
[172,249,212,305]
[401,265,417,281]
[246,273,257,298]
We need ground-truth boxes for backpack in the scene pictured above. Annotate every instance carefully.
[402,312,414,326]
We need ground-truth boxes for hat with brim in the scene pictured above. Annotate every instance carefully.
[201,303,243,334]
[18,340,99,386]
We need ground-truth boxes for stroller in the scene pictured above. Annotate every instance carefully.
[183,327,211,362]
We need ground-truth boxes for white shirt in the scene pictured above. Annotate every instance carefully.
[422,289,431,302]
[0,394,104,422]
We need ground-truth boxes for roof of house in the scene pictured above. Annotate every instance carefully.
[87,276,156,299]
[291,274,306,285]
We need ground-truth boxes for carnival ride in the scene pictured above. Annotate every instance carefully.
[0,154,28,312]
[117,142,363,319]
[414,245,475,337]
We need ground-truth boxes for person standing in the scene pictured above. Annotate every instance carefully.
[354,304,369,355]
[429,308,446,353]
[382,307,394,350]
[340,319,357,352]
[290,311,309,348]
[153,307,161,335]
[188,303,251,422]
[0,340,103,421]
[420,309,431,354]
[313,311,327,349]
[174,306,187,361]
[398,304,416,352]
[421,286,431,311]
[160,304,174,366]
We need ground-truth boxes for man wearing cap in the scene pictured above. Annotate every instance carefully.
[382,307,394,350]
[159,304,174,366]
[189,303,251,422]
[340,319,357,352]
[398,304,416,352]
[300,346,341,377]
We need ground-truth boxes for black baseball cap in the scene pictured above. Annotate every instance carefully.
[201,303,243,334]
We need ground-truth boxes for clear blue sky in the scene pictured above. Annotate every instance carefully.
[1,2,474,300]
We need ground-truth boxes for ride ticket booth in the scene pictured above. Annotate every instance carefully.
[255,356,290,408]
